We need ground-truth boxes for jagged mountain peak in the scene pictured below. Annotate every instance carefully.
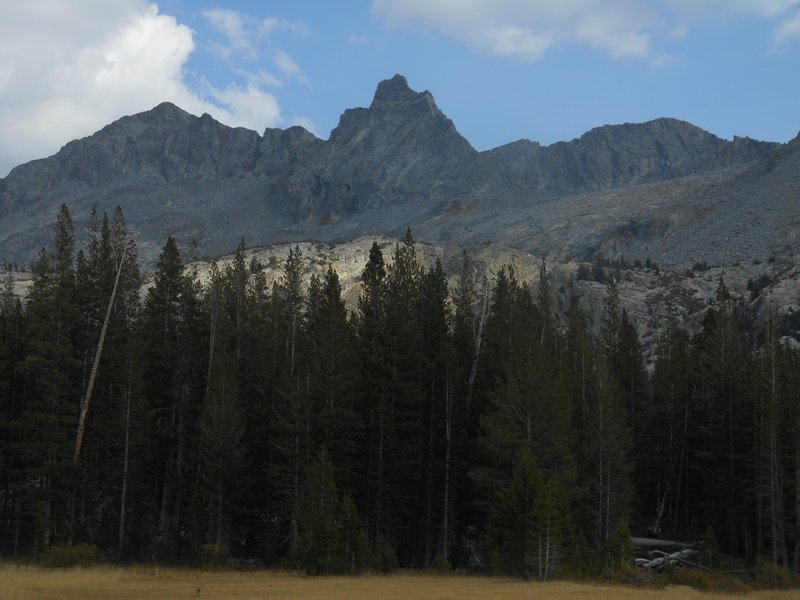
[369,74,440,115]
[0,75,791,268]
[370,73,437,107]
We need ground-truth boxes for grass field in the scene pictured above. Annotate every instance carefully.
[2,566,799,600]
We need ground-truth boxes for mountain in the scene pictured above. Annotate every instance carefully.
[0,74,791,268]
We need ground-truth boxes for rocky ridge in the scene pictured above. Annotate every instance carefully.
[0,74,790,270]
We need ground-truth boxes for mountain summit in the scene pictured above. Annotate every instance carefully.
[0,75,791,267]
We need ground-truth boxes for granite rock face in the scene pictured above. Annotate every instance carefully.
[0,74,790,268]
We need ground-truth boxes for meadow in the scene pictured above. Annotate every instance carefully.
[2,566,799,600]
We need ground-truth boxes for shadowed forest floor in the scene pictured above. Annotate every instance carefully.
[2,566,799,600]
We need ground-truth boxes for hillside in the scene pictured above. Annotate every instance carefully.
[0,75,790,269]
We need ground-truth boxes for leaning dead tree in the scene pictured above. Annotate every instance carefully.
[73,245,127,464]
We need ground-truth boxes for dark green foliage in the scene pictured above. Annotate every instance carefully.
[199,543,230,568]
[296,448,343,574]
[341,493,370,574]
[39,543,105,567]
[372,535,399,574]
[6,210,800,577]
[488,447,559,580]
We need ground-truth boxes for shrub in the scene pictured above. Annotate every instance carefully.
[199,543,230,568]
[665,566,750,593]
[431,553,451,573]
[372,536,398,574]
[39,543,105,568]
[753,560,798,590]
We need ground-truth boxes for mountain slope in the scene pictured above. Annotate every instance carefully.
[0,74,787,267]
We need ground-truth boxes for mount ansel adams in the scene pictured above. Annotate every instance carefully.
[1,74,796,270]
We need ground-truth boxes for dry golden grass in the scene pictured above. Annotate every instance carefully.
[1,565,798,600]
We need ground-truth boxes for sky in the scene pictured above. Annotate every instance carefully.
[1,0,799,177]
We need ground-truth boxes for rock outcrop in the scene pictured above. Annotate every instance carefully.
[0,74,790,268]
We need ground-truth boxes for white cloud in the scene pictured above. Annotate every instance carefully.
[668,0,800,19]
[291,116,318,134]
[649,52,677,69]
[478,26,555,61]
[208,84,282,130]
[273,49,309,85]
[372,0,800,63]
[372,0,659,62]
[0,2,301,176]
[668,24,689,40]
[262,17,311,37]
[347,33,370,44]
[200,8,309,88]
[774,10,800,42]
[202,8,258,60]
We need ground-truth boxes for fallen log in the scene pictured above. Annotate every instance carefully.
[636,548,698,570]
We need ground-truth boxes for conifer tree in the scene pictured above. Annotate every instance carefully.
[488,446,559,580]
[297,448,343,574]
[692,276,752,556]
[0,267,26,554]
[304,265,358,491]
[21,205,82,553]
[271,246,309,553]
[200,353,246,547]
[140,236,202,560]
[356,242,390,546]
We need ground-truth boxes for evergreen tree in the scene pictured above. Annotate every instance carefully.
[383,229,425,565]
[271,246,309,554]
[417,258,451,566]
[304,265,358,492]
[488,447,560,580]
[200,353,246,547]
[640,312,692,536]
[0,267,26,555]
[691,276,752,557]
[20,205,82,553]
[72,208,142,552]
[140,236,203,560]
[297,448,343,574]
[355,242,390,547]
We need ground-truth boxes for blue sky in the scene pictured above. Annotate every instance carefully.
[1,1,799,177]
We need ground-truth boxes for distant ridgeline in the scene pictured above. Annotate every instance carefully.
[1,74,798,271]
[2,203,800,581]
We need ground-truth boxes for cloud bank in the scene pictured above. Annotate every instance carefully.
[372,0,800,62]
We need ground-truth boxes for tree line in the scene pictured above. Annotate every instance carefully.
[1,204,800,578]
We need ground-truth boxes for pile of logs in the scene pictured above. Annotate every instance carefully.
[631,537,707,571]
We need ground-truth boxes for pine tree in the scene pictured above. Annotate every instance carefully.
[383,229,425,565]
[488,446,559,580]
[355,242,390,546]
[0,267,26,555]
[297,448,343,574]
[140,236,203,560]
[21,204,82,553]
[271,246,309,554]
[692,276,752,556]
[417,258,451,566]
[305,265,358,492]
[200,353,246,547]
[641,312,692,536]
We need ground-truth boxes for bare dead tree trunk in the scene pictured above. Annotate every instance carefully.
[466,277,490,410]
[440,370,451,562]
[424,378,435,567]
[117,360,132,559]
[74,246,127,463]
[795,411,800,572]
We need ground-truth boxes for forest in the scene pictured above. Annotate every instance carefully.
[1,203,800,580]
